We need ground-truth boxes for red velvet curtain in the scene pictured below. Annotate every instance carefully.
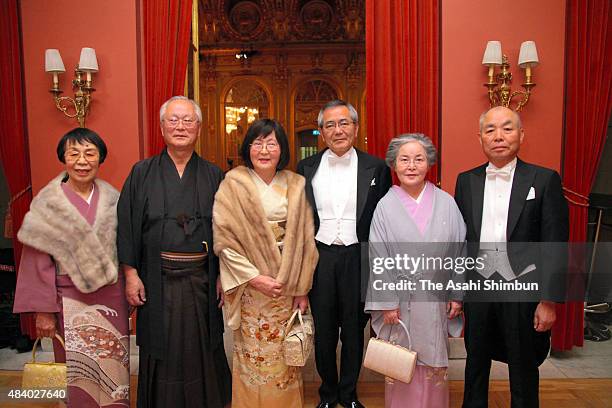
[0,1,35,336]
[144,0,193,156]
[552,0,612,351]
[366,0,439,183]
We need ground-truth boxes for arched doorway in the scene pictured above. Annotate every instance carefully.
[223,80,270,169]
[293,79,339,161]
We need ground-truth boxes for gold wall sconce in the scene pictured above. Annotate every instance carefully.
[482,41,539,112]
[45,48,98,127]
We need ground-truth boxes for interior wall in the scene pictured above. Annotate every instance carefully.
[20,0,143,193]
[441,0,566,192]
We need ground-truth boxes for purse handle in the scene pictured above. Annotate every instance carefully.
[378,320,413,351]
[31,334,65,363]
[284,307,310,339]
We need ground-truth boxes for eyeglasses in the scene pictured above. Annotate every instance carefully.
[164,117,199,128]
[250,141,280,152]
[65,150,99,163]
[322,120,354,131]
[397,157,427,167]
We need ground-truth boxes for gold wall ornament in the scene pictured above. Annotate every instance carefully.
[45,48,98,127]
[482,41,538,112]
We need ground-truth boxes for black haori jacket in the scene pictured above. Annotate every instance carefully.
[117,150,224,359]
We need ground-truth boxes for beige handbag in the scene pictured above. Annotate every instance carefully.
[22,334,67,389]
[363,320,417,383]
[282,308,314,367]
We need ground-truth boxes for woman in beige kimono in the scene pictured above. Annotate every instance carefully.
[213,119,318,408]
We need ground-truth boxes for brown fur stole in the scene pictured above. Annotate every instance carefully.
[213,166,318,296]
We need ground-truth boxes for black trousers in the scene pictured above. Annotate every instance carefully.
[138,258,232,408]
[462,301,550,408]
[309,242,367,404]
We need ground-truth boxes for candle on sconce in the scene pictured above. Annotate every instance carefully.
[45,49,65,91]
[518,41,538,85]
[52,72,59,89]
[482,41,502,83]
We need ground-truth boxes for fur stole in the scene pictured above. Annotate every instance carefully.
[18,173,119,293]
[213,166,318,296]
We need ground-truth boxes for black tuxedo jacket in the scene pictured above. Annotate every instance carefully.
[454,158,569,301]
[297,148,392,243]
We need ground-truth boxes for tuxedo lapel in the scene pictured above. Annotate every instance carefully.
[303,150,325,210]
[356,150,375,223]
[507,159,535,239]
[469,166,486,240]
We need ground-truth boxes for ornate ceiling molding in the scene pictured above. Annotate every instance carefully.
[199,0,365,46]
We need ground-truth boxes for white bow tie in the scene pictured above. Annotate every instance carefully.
[486,166,512,178]
[328,154,351,166]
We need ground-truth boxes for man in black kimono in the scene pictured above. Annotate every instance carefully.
[117,96,231,407]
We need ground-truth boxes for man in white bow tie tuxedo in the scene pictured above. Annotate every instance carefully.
[454,106,569,408]
[297,100,391,408]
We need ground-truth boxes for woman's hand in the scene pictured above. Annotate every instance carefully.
[292,295,309,313]
[35,312,57,339]
[216,277,225,308]
[383,308,401,325]
[447,300,462,319]
[248,275,283,298]
[124,266,146,306]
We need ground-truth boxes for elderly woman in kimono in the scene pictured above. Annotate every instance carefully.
[365,133,466,408]
[213,119,318,408]
[13,128,129,407]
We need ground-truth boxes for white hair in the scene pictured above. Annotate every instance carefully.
[317,100,359,128]
[159,96,202,123]
[385,133,437,168]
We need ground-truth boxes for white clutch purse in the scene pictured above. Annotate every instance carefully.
[363,320,417,384]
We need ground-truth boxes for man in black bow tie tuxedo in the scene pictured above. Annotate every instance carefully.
[454,106,569,408]
[297,100,391,408]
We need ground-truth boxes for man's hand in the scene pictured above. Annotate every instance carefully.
[35,312,57,339]
[383,308,401,325]
[447,300,463,319]
[292,295,309,313]
[216,277,225,308]
[248,275,283,298]
[534,300,556,332]
[123,265,146,306]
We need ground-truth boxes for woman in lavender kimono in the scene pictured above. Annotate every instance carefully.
[13,128,129,407]
[365,134,466,408]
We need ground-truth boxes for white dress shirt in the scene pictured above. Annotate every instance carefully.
[480,158,517,243]
[479,158,521,280]
[312,148,359,245]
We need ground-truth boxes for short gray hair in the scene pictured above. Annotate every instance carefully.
[385,133,437,168]
[478,106,522,133]
[317,99,359,128]
[159,96,202,123]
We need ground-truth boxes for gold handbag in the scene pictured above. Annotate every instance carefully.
[282,308,314,367]
[363,320,417,383]
[22,334,67,389]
